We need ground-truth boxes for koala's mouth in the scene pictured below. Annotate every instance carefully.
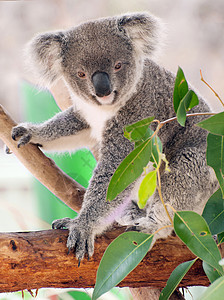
[92,91,118,106]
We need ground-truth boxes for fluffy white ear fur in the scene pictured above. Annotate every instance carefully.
[25,31,64,88]
[117,12,165,60]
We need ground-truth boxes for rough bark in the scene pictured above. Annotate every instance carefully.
[0,230,210,293]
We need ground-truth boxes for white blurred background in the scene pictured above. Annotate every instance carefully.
[1,0,223,119]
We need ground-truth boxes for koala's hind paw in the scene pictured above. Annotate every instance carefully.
[11,125,32,148]
[52,217,94,264]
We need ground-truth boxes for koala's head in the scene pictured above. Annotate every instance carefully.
[27,13,162,106]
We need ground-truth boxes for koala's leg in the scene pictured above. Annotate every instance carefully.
[124,147,218,241]
[11,107,95,151]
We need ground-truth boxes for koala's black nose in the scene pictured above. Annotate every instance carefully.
[92,71,112,97]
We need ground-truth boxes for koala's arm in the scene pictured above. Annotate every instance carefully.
[12,106,94,152]
[52,120,134,261]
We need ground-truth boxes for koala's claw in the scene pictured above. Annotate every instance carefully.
[5,145,12,154]
[78,258,81,268]
[11,126,32,147]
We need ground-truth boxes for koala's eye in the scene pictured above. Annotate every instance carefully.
[77,71,86,78]
[114,62,122,71]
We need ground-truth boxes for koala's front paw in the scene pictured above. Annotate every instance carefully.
[52,217,94,265]
[12,125,32,148]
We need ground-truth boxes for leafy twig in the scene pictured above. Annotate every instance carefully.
[160,112,216,128]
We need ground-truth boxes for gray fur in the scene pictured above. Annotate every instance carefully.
[12,13,217,261]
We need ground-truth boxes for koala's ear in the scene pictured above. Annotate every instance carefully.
[117,13,164,59]
[25,31,65,88]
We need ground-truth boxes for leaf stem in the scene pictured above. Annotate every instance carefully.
[153,224,173,236]
[200,69,224,108]
[150,128,173,224]
[166,203,177,214]
[157,167,173,225]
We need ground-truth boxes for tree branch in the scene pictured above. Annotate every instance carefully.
[0,230,211,293]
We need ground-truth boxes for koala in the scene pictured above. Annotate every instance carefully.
[12,13,217,263]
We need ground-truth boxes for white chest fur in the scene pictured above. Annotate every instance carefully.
[74,97,118,142]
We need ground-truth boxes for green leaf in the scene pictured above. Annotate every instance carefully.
[174,211,223,274]
[197,112,224,136]
[207,134,224,197]
[198,276,224,300]
[107,138,153,201]
[92,232,153,300]
[202,189,224,235]
[135,128,162,165]
[176,90,199,127]
[150,131,163,165]
[134,127,154,146]
[138,170,157,209]
[203,261,222,283]
[124,116,155,142]
[173,66,189,113]
[159,259,197,300]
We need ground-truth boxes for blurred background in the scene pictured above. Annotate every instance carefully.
[0,0,223,299]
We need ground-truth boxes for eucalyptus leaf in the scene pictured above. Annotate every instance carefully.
[203,261,221,284]
[134,127,154,148]
[176,90,199,127]
[135,128,162,165]
[173,66,189,113]
[159,259,197,300]
[198,276,224,300]
[150,132,163,165]
[138,170,157,209]
[107,137,153,201]
[174,211,223,274]
[206,134,224,197]
[92,232,153,300]
[197,112,224,136]
[124,116,155,142]
[202,189,224,235]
